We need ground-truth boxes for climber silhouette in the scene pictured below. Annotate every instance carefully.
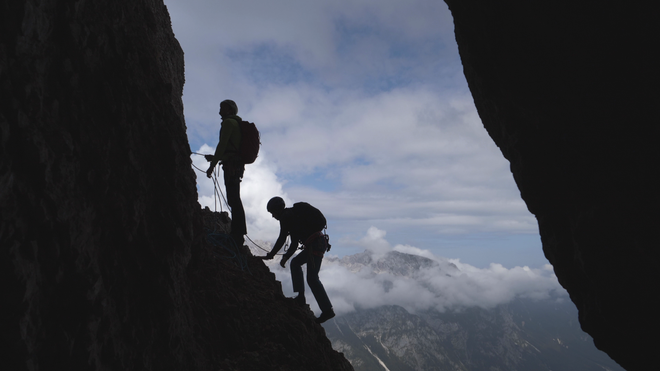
[205,99,247,247]
[261,197,335,324]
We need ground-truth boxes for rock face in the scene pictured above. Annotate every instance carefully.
[443,1,659,370]
[0,1,351,370]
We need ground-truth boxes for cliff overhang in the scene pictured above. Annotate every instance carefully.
[444,1,659,370]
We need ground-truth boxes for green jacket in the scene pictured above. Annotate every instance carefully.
[210,115,242,167]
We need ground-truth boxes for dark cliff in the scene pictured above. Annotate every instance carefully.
[444,1,659,370]
[0,1,351,370]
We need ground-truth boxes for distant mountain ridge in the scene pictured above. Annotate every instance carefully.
[335,250,456,277]
[323,251,624,371]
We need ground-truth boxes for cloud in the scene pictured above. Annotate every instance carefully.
[166,0,457,85]
[259,227,564,316]
[357,226,391,260]
[249,87,533,232]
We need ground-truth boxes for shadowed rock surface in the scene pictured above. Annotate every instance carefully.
[444,1,659,370]
[0,1,351,370]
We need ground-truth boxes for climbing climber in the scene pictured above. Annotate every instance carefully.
[261,197,335,324]
[205,99,247,247]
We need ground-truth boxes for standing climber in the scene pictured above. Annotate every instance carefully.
[206,99,247,247]
[261,197,335,324]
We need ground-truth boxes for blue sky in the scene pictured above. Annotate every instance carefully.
[165,0,547,270]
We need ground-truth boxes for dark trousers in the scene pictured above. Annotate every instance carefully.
[290,244,332,313]
[223,164,246,237]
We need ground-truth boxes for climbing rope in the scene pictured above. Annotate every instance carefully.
[191,159,227,213]
[245,234,289,256]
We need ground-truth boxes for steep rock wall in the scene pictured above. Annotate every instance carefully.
[443,1,659,370]
[0,1,351,370]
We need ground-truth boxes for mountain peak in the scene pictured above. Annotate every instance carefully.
[335,250,458,277]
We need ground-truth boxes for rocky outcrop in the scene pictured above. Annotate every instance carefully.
[0,1,351,370]
[444,1,659,370]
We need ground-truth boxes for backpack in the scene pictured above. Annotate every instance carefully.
[292,202,331,252]
[238,120,261,164]
[292,202,327,232]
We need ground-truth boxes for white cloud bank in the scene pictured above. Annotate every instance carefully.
[260,227,565,317]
